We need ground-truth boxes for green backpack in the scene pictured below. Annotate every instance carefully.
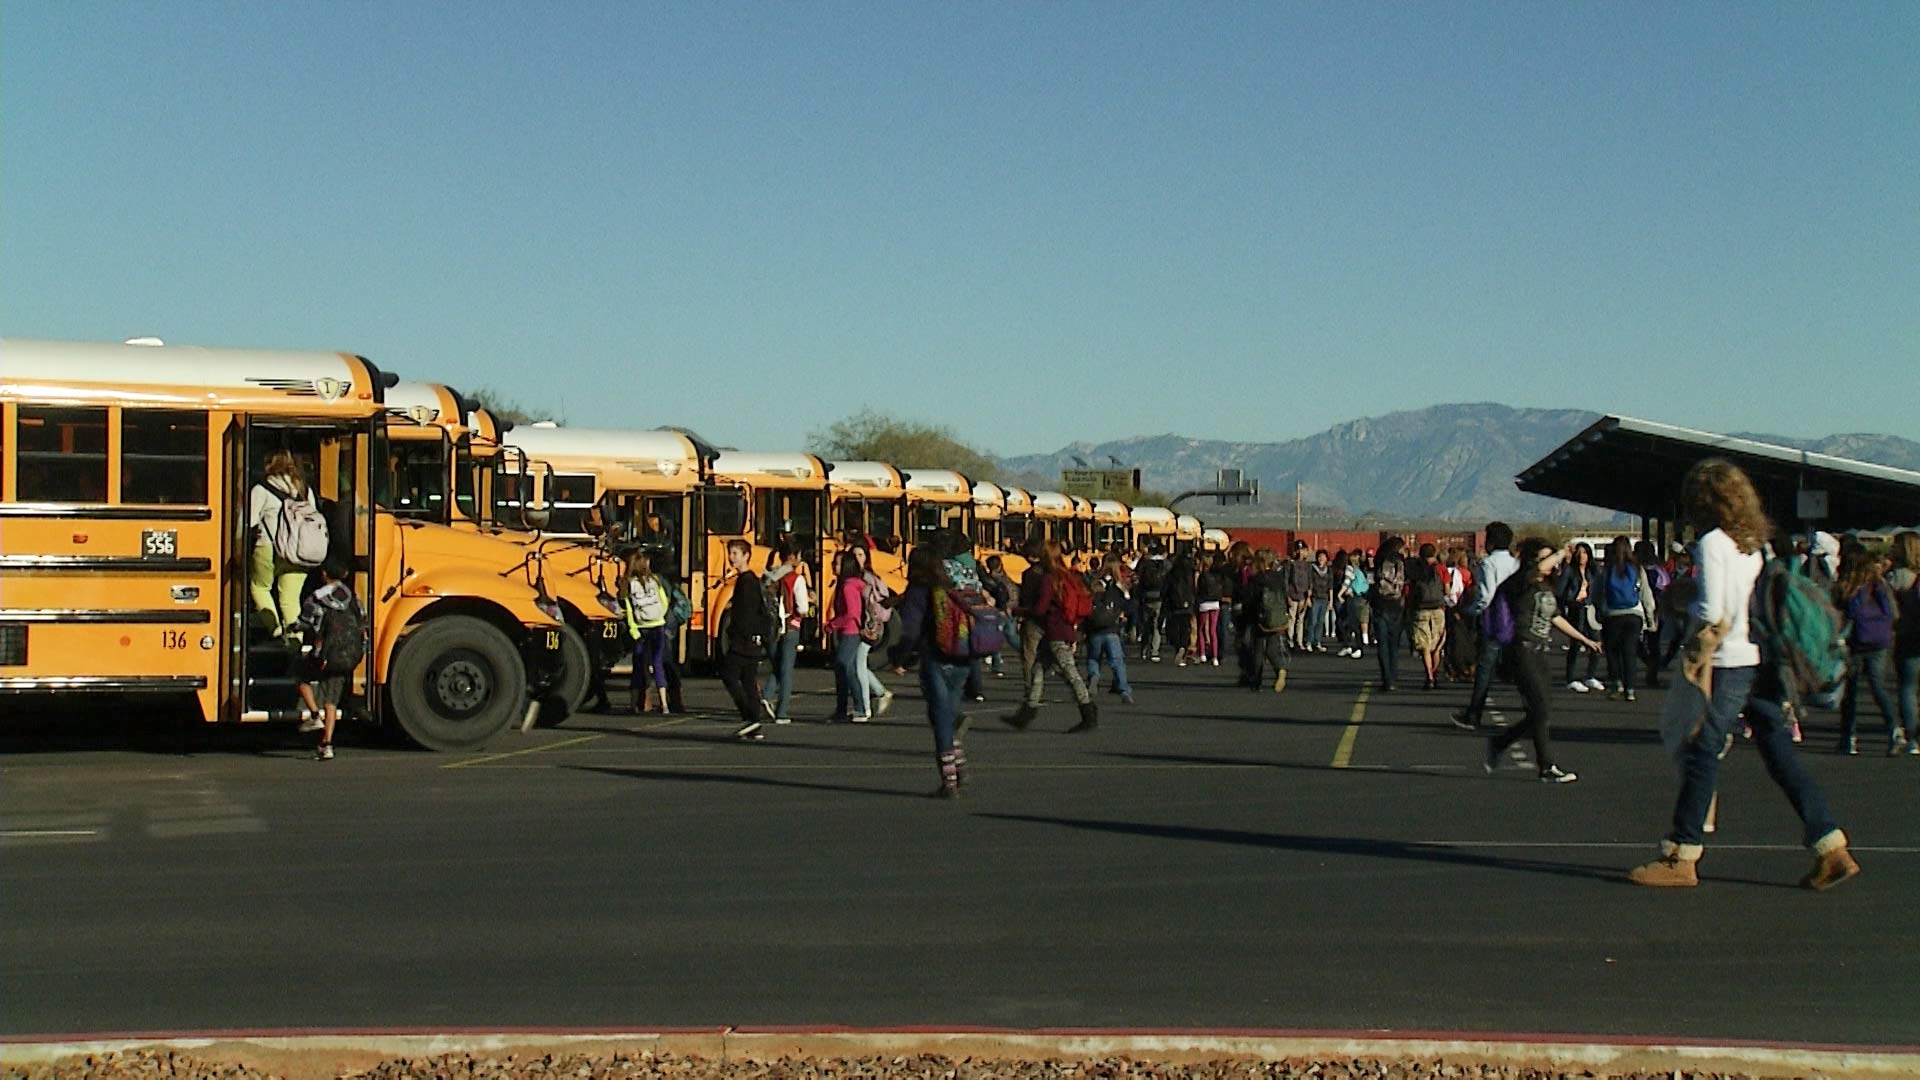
[1749,559,1847,703]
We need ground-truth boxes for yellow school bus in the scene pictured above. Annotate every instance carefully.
[1092,499,1133,551]
[0,339,563,750]
[1131,506,1178,552]
[1000,486,1036,553]
[970,480,1027,582]
[824,460,907,595]
[903,468,973,551]
[381,385,625,718]
[1202,527,1232,554]
[703,451,828,662]
[1175,513,1205,558]
[1030,491,1074,548]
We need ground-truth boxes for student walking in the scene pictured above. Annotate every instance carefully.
[850,545,897,716]
[1343,554,1372,658]
[1005,540,1098,734]
[892,547,976,798]
[1406,543,1448,690]
[1483,539,1600,783]
[1370,538,1409,691]
[621,549,674,716]
[1452,522,1518,729]
[1596,537,1656,702]
[1133,545,1168,661]
[1084,554,1135,704]
[827,551,872,723]
[717,540,777,740]
[1194,553,1226,666]
[1247,550,1291,692]
[759,544,810,724]
[1834,544,1901,755]
[1889,531,1920,755]
[293,558,362,762]
[1284,542,1315,649]
[1163,553,1197,666]
[1557,543,1603,692]
[1305,550,1333,654]
[1628,459,1857,890]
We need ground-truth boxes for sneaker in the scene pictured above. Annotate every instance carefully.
[1450,710,1480,731]
[1568,681,1590,693]
[735,721,764,740]
[876,691,896,716]
[773,716,791,725]
[1211,658,1221,667]
[850,713,871,724]
[1351,650,1363,660]
[1272,669,1288,693]
[760,698,776,720]
[298,715,325,734]
[1120,692,1134,705]
[1585,677,1605,691]
[1627,854,1699,888]
[1150,655,1162,664]
[1790,720,1803,743]
[314,743,334,761]
[1801,847,1860,891]
[1890,731,1909,757]
[1907,740,1920,757]
[1482,741,1500,774]
[1838,737,1857,755]
[1539,765,1579,784]
[1624,689,1637,703]
[970,694,987,703]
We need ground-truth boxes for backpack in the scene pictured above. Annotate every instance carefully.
[1604,567,1641,612]
[317,599,365,674]
[1371,557,1406,605]
[724,572,776,658]
[858,586,889,644]
[270,489,329,568]
[1135,558,1167,598]
[1259,581,1290,633]
[1479,586,1517,647]
[1843,582,1895,651]
[931,586,1008,659]
[1408,561,1445,609]
[1085,580,1126,634]
[666,581,693,627]
[1749,559,1847,702]
[1057,573,1094,628]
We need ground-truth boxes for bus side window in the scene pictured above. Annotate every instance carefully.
[16,406,108,503]
[121,410,210,505]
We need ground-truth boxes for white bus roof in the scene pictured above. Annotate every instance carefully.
[1203,528,1232,544]
[1130,506,1177,526]
[386,382,470,435]
[971,480,1006,507]
[1002,487,1034,513]
[903,469,971,500]
[1092,499,1130,522]
[504,426,701,483]
[711,451,825,485]
[827,460,903,492]
[0,337,387,415]
[1176,514,1203,538]
[1031,490,1073,515]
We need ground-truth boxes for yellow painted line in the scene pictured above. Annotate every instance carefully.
[441,733,603,770]
[1330,686,1371,769]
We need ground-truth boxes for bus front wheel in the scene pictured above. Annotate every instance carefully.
[389,615,528,751]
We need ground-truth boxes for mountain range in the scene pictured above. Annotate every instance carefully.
[996,404,1920,525]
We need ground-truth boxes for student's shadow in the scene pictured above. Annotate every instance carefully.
[567,764,934,802]
[1098,749,1488,782]
[972,811,1795,889]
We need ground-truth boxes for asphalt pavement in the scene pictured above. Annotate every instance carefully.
[4,645,1918,1046]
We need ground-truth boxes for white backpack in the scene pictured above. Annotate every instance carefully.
[270,490,330,568]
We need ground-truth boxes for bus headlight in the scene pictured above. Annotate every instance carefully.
[534,597,562,621]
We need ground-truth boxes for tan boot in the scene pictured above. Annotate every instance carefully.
[1802,832,1860,891]
[1628,841,1701,888]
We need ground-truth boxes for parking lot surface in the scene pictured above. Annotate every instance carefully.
[5,651,1917,1046]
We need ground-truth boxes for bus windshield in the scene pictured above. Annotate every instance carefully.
[383,434,450,523]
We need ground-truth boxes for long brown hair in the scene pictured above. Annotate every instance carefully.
[1835,546,1884,601]
[1892,531,1920,574]
[1680,458,1772,555]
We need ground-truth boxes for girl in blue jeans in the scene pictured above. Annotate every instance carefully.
[1084,555,1135,704]
[894,548,973,798]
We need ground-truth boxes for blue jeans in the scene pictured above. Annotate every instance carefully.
[1669,665,1840,850]
[1306,598,1329,650]
[1084,631,1132,695]
[832,632,869,718]
[854,639,888,705]
[1899,652,1920,742]
[1373,605,1404,689]
[761,628,800,719]
[1462,634,1504,721]
[1840,647,1898,743]
[921,657,971,754]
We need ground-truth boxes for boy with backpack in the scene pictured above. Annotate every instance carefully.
[1406,543,1449,690]
[716,540,777,740]
[1083,555,1135,705]
[1133,545,1168,662]
[294,558,363,761]
[1245,551,1291,693]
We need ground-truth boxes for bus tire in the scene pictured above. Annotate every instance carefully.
[388,615,527,751]
[537,623,594,726]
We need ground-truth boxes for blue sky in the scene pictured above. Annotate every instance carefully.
[4,3,1914,456]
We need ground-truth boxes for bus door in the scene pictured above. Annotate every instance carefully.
[756,486,824,639]
[240,420,374,721]
[690,483,747,661]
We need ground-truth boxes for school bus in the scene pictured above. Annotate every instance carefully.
[969,480,1027,582]
[703,451,828,662]
[0,339,563,750]
[1029,491,1074,549]
[1202,527,1232,554]
[1000,486,1036,550]
[381,385,626,719]
[1175,513,1204,557]
[903,468,972,550]
[824,460,907,594]
[1131,506,1178,552]
[1092,499,1132,551]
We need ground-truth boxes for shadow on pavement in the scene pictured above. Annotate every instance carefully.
[567,764,938,801]
[1099,749,1489,782]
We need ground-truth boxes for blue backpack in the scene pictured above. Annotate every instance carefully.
[1479,587,1517,647]
[1604,567,1641,612]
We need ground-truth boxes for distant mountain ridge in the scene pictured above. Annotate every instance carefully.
[997,404,1920,524]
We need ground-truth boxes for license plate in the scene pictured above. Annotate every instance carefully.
[141,529,178,559]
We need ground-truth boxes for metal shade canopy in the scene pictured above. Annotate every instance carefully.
[1515,416,1920,532]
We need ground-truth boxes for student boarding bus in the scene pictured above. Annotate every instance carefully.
[1175,513,1204,558]
[484,423,705,664]
[1130,506,1178,552]
[0,339,563,750]
[825,460,907,594]
[703,451,828,662]
[1092,499,1132,551]
[382,386,626,719]
[903,468,973,550]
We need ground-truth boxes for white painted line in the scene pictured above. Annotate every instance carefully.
[1410,840,1920,854]
[0,829,99,838]
[146,818,268,839]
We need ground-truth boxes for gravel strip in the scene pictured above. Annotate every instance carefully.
[1,1050,1812,1080]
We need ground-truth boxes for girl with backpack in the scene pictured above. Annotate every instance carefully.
[1888,531,1920,756]
[1340,552,1371,660]
[758,544,810,724]
[249,450,320,642]
[621,550,674,715]
[1084,554,1135,704]
[848,544,896,716]
[1370,537,1409,692]
[1193,553,1226,667]
[1482,539,1599,784]
[1833,545,1901,755]
[1627,458,1856,891]
[1004,540,1098,734]
[1556,543,1604,693]
[1598,537,1657,702]
[827,550,871,723]
[892,547,976,798]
